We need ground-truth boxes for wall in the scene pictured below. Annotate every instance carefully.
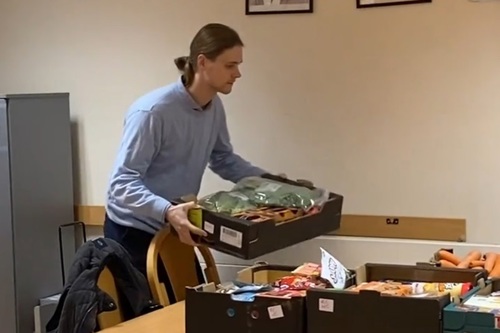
[1,0,500,252]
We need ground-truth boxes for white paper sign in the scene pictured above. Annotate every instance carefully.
[320,247,348,289]
[267,305,284,319]
[318,298,334,313]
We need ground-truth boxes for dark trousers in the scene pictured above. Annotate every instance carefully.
[103,214,205,304]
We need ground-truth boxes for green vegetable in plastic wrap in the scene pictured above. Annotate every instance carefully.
[197,191,257,215]
[232,176,328,211]
[198,176,329,214]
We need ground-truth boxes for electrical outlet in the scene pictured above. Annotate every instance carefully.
[386,218,399,225]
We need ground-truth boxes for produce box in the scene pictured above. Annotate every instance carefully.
[176,174,343,259]
[185,262,354,333]
[443,278,500,333]
[306,263,487,333]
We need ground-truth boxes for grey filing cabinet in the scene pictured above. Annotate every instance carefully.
[0,93,74,333]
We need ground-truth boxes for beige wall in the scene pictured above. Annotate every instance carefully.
[1,0,499,243]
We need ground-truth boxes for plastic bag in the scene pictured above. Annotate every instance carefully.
[197,191,257,215]
[231,176,329,212]
[198,176,329,214]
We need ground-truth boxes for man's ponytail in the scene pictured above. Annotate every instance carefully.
[174,56,195,87]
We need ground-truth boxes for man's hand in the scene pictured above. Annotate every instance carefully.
[165,202,207,246]
[276,173,314,187]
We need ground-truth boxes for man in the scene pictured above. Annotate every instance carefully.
[103,23,274,277]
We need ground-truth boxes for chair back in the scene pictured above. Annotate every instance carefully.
[146,227,221,306]
[96,266,124,329]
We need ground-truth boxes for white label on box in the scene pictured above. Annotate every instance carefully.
[267,305,284,319]
[220,226,242,248]
[319,298,334,312]
[204,222,214,234]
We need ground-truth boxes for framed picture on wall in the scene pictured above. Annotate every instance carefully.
[356,0,431,8]
[246,0,313,15]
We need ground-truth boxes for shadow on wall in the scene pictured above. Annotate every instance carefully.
[70,119,105,240]
[71,120,81,205]
[57,119,91,283]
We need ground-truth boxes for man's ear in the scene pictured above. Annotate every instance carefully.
[197,54,207,70]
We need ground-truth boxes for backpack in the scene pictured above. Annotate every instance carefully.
[46,237,162,333]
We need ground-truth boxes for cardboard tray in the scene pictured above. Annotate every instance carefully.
[306,263,487,333]
[176,174,343,259]
[185,264,306,333]
[443,278,500,333]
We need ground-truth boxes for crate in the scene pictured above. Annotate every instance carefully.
[185,264,306,333]
[443,278,500,333]
[306,263,487,333]
[176,174,343,259]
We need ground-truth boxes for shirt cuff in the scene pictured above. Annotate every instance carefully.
[152,197,172,223]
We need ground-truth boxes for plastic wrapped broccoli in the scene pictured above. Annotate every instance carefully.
[198,176,329,214]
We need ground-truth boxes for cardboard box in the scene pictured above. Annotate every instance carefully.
[306,263,487,333]
[177,174,343,259]
[185,264,306,333]
[443,278,500,333]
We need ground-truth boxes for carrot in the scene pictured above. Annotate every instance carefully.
[488,255,500,278]
[457,251,482,269]
[437,250,462,266]
[439,259,457,268]
[469,250,482,260]
[484,252,497,273]
[470,260,485,267]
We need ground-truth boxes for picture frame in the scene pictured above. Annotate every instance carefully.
[356,0,431,8]
[246,0,313,15]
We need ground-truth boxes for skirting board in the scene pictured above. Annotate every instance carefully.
[330,215,466,242]
[74,205,105,226]
[74,205,466,242]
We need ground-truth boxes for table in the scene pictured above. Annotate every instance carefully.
[98,301,185,332]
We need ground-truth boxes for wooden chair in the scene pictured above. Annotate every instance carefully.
[96,266,124,329]
[146,226,221,306]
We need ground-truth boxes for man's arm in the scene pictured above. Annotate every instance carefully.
[208,109,267,183]
[108,109,171,222]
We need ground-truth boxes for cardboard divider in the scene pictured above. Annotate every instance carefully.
[362,263,486,287]
[236,264,296,285]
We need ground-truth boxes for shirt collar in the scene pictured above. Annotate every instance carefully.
[175,76,213,111]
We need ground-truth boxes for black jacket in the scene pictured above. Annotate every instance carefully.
[46,237,162,333]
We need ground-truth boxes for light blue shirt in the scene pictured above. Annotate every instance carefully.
[105,77,267,234]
